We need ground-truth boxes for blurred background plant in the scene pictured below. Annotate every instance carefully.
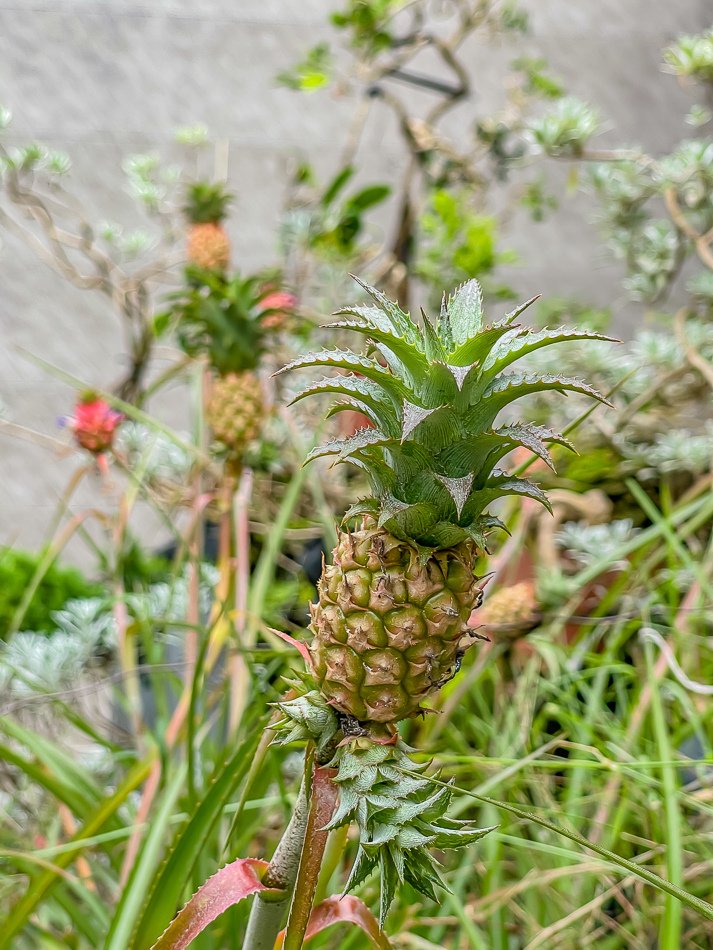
[277,0,566,313]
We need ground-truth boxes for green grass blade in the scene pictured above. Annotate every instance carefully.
[129,719,266,950]
[0,755,153,949]
[0,718,104,813]
[645,640,683,948]
[396,768,713,922]
[105,763,188,950]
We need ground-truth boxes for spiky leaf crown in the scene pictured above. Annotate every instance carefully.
[168,271,271,374]
[280,277,614,549]
[183,182,233,224]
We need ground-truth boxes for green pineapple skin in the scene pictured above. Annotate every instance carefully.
[310,520,482,723]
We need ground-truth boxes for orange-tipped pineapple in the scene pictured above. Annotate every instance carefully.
[184,182,232,271]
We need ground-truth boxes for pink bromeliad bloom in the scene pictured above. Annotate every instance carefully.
[62,394,123,456]
[259,290,297,329]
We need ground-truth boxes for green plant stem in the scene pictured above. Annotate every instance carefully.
[245,452,312,651]
[282,760,339,950]
[242,777,310,950]
[646,640,683,949]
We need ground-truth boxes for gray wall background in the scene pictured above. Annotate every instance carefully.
[0,0,709,561]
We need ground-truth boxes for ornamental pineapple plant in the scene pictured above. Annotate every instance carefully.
[152,275,613,949]
[60,390,123,476]
[167,265,295,461]
[479,579,540,641]
[273,275,613,922]
[183,181,232,271]
[64,391,123,456]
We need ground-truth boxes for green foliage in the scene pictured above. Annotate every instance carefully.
[416,190,501,299]
[520,175,559,221]
[498,1,529,33]
[182,182,232,224]
[663,28,713,84]
[123,152,179,214]
[0,548,102,637]
[513,57,565,100]
[331,0,404,56]
[523,25,713,309]
[529,96,601,156]
[281,277,612,548]
[165,269,270,374]
[277,43,332,91]
[289,163,391,257]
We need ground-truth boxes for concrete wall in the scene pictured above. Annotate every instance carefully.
[0,0,709,560]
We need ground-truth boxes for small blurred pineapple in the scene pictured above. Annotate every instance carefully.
[183,182,232,271]
[206,371,263,457]
[479,581,540,641]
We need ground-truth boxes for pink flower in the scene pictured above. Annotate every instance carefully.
[65,395,123,455]
[259,290,297,330]
[260,290,297,312]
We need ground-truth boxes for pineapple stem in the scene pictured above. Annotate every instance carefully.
[282,756,339,950]
[242,780,309,950]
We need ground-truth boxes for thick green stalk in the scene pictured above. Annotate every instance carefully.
[282,763,338,950]
[242,779,309,950]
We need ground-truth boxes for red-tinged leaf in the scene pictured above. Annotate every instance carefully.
[267,626,314,671]
[150,859,279,950]
[275,895,393,949]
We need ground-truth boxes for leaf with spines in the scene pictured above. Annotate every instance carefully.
[438,292,454,353]
[350,275,420,345]
[463,474,552,521]
[481,325,617,378]
[305,427,393,465]
[420,309,447,362]
[470,372,611,429]
[502,293,542,324]
[325,401,393,435]
[277,349,412,403]
[401,401,440,441]
[447,319,519,368]
[446,279,484,346]
[289,375,400,432]
[282,276,614,550]
[342,498,380,523]
[316,732,497,925]
[491,422,566,471]
[335,304,395,334]
[325,319,429,381]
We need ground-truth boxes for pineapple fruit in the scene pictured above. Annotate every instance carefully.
[276,276,612,922]
[282,276,611,728]
[169,271,294,460]
[206,371,263,456]
[183,182,232,271]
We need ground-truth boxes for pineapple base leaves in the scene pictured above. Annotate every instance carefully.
[273,692,496,927]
